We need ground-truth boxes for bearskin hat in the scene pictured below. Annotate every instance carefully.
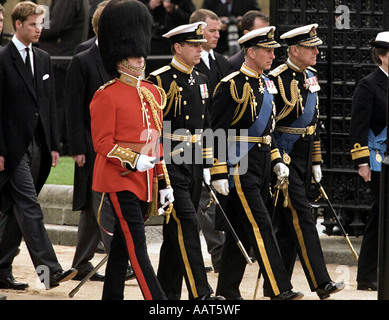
[98,0,152,77]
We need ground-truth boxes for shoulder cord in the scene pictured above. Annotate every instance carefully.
[139,85,166,136]
[229,79,256,126]
[276,76,303,122]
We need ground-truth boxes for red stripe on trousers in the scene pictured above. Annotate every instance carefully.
[109,193,153,300]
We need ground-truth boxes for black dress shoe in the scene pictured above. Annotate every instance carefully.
[72,270,105,282]
[357,281,377,291]
[196,294,226,300]
[316,281,345,299]
[50,268,77,287]
[272,290,304,300]
[0,274,29,290]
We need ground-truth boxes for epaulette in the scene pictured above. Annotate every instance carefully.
[307,66,317,73]
[149,65,171,77]
[268,64,288,77]
[221,71,240,82]
[98,79,116,90]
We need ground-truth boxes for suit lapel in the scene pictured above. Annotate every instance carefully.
[9,41,37,102]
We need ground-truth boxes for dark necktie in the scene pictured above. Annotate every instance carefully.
[25,47,34,83]
[208,53,219,84]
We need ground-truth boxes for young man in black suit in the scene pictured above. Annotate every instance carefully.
[0,1,77,290]
[65,1,111,282]
[190,9,229,106]
[350,32,389,291]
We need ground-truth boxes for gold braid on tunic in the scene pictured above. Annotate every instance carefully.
[163,80,182,117]
[228,79,257,126]
[139,85,173,218]
[275,76,304,122]
[139,85,166,135]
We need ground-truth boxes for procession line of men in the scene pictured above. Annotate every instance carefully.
[4,0,384,300]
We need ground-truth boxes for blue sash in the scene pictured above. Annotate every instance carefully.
[274,69,317,155]
[227,74,274,188]
[368,127,387,172]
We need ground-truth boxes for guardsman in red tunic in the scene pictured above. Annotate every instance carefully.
[89,0,173,300]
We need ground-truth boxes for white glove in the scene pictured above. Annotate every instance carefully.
[135,154,155,172]
[312,164,322,183]
[212,179,229,196]
[159,187,174,205]
[273,162,289,180]
[203,168,211,185]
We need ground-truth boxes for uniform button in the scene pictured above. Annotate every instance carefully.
[185,115,189,120]
[35,112,39,116]
[202,114,204,119]
[183,101,187,105]
[202,100,205,104]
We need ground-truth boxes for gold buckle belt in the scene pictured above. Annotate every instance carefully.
[276,125,316,136]
[162,132,201,143]
[228,135,272,145]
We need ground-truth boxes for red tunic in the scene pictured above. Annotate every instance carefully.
[90,76,164,202]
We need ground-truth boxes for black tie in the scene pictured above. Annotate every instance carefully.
[25,47,34,83]
[208,53,219,85]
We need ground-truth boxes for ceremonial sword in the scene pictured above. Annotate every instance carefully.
[316,181,359,261]
[203,181,253,265]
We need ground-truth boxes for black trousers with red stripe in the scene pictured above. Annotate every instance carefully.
[102,191,166,300]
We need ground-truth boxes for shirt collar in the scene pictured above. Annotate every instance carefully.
[201,49,215,68]
[12,35,32,55]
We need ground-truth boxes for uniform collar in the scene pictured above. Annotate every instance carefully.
[240,63,262,79]
[171,56,194,74]
[117,70,141,87]
[286,58,305,73]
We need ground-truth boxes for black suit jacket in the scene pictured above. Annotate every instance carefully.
[73,36,96,55]
[227,48,245,72]
[0,41,59,194]
[196,51,229,103]
[65,43,111,210]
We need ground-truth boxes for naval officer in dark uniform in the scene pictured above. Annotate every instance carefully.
[211,26,303,300]
[148,22,222,300]
[268,24,345,299]
[349,31,389,291]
